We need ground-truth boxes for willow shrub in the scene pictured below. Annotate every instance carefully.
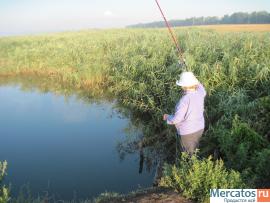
[216,116,267,170]
[250,148,270,187]
[159,153,246,203]
[0,161,8,203]
[205,94,270,185]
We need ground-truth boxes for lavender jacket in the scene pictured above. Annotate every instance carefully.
[166,84,206,135]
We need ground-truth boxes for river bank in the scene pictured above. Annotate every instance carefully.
[95,187,193,203]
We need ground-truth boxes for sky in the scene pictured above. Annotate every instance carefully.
[0,0,269,36]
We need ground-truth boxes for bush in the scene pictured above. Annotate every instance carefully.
[250,148,270,187]
[0,161,9,203]
[159,152,246,203]
[218,116,267,171]
[253,96,270,137]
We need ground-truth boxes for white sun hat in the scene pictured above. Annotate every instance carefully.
[176,71,199,87]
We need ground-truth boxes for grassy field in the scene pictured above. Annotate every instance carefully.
[0,27,270,202]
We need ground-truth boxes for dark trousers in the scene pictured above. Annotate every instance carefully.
[179,129,204,154]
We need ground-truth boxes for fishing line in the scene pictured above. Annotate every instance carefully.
[154,0,186,69]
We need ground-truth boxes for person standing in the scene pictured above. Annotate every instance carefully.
[163,72,206,154]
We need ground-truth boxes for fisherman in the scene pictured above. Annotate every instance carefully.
[163,72,206,154]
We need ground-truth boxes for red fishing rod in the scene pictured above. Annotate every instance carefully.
[154,0,186,68]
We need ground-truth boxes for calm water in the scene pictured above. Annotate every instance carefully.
[0,85,154,200]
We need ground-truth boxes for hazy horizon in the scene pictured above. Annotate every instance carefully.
[0,0,269,36]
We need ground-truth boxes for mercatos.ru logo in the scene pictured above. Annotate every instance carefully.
[210,189,270,203]
[210,189,256,198]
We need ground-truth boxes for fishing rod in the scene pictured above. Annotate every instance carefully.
[154,0,186,68]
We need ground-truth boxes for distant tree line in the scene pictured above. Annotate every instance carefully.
[127,11,270,28]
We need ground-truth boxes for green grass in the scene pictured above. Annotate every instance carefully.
[0,27,270,202]
[0,161,9,203]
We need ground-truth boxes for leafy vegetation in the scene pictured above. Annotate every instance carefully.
[0,27,270,201]
[159,152,246,203]
[0,161,9,203]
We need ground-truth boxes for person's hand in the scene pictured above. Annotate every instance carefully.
[163,114,169,121]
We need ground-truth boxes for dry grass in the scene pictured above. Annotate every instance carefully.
[0,68,106,90]
[194,24,270,32]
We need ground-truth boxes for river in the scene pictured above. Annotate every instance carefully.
[0,83,155,201]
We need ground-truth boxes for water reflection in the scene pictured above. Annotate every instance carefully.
[0,76,177,201]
